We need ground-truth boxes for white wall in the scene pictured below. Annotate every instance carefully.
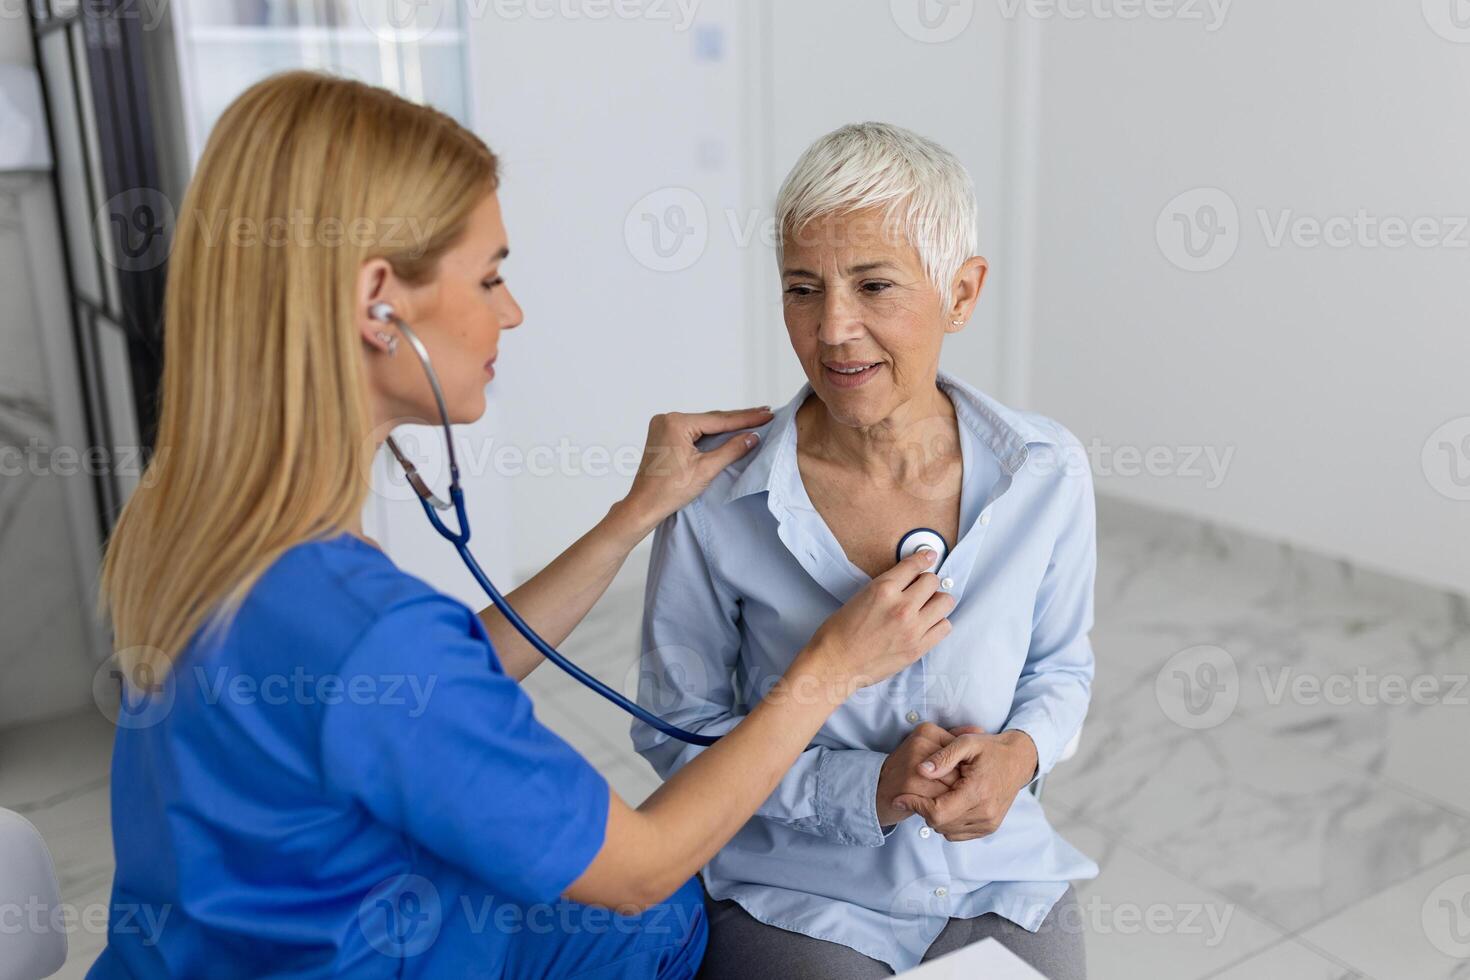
[1024,0,1470,596]
[464,0,1023,578]
[464,0,753,578]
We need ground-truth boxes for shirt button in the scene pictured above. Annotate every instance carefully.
[940,576,954,590]
[980,511,991,525]
[905,710,920,724]
[919,827,932,838]
[934,886,949,897]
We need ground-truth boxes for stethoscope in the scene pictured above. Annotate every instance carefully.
[369,302,951,747]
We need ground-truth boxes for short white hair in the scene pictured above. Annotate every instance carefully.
[774,122,978,311]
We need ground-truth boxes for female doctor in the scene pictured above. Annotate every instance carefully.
[89,73,954,979]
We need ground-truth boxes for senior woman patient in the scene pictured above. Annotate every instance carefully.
[632,122,1098,979]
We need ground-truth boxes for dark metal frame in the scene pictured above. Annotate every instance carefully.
[27,0,168,537]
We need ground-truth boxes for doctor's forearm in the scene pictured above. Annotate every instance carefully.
[565,644,847,910]
[477,499,654,681]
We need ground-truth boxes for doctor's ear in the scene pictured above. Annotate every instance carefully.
[357,258,404,353]
[944,256,989,333]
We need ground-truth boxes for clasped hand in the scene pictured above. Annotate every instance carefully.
[875,723,1038,842]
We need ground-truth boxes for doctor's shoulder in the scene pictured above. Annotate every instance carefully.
[199,532,458,672]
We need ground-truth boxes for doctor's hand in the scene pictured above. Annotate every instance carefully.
[891,727,1039,841]
[876,723,960,827]
[619,408,775,536]
[799,549,955,695]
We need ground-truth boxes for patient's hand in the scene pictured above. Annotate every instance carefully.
[891,727,1038,841]
[876,724,959,827]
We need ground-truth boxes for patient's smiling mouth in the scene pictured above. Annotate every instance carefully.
[823,360,885,389]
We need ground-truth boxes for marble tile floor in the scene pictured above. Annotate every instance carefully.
[3,495,1467,979]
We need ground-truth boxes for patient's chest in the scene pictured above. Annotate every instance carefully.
[796,450,962,579]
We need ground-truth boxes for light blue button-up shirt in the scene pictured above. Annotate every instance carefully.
[631,371,1099,974]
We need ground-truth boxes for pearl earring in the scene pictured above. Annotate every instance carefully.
[951,319,965,326]
[374,331,399,356]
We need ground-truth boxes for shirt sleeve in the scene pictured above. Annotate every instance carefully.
[1003,454,1098,777]
[632,500,891,848]
[318,595,610,905]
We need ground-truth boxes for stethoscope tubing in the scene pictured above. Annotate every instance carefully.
[424,486,720,747]
[374,303,718,746]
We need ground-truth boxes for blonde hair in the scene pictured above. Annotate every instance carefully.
[775,122,978,310]
[100,72,498,676]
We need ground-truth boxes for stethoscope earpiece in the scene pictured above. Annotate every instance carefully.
[372,303,461,512]
[896,527,949,568]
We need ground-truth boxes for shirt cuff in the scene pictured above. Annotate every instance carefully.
[1003,713,1061,778]
[813,749,892,847]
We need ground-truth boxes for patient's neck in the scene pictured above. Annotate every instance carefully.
[797,382,959,485]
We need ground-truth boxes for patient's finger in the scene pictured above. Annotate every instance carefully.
[924,770,960,790]
[891,793,937,822]
[889,781,951,819]
[895,788,969,832]
[913,722,956,746]
[918,734,975,781]
[912,760,960,789]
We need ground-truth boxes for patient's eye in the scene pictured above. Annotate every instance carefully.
[860,280,893,294]
[784,284,818,298]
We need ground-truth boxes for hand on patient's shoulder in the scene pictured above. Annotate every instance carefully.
[620,406,774,535]
[890,727,1039,842]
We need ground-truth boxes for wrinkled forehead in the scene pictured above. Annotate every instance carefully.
[780,205,919,270]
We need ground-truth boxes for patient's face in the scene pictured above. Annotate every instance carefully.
[781,207,947,429]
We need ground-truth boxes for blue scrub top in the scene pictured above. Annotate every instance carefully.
[89,533,611,978]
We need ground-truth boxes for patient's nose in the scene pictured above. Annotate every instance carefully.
[817,290,864,346]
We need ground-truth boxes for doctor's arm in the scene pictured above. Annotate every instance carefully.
[318,552,950,917]
[477,408,771,681]
[630,504,938,849]
[569,546,953,911]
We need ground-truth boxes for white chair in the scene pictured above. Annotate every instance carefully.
[1029,726,1082,801]
[0,808,67,980]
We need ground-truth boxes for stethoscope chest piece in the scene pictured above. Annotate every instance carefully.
[896,527,949,568]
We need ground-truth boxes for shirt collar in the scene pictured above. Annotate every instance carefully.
[724,369,1058,505]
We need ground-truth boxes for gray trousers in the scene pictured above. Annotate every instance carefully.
[695,883,1086,980]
